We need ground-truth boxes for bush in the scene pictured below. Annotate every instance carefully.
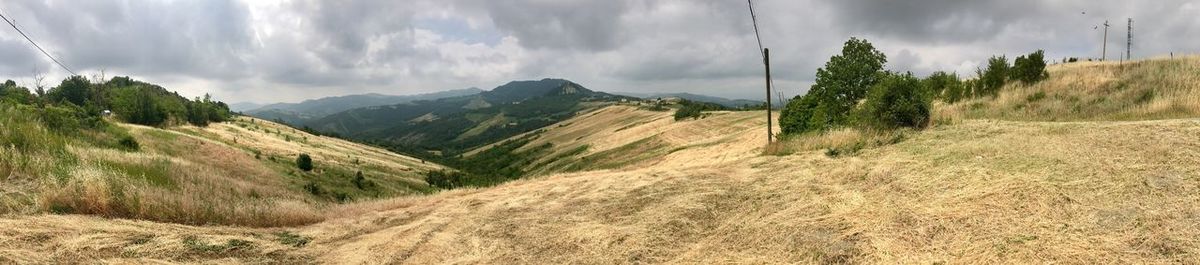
[426,170,469,190]
[780,37,887,135]
[118,135,140,151]
[857,73,933,130]
[1011,50,1048,85]
[303,182,322,195]
[923,71,965,103]
[352,171,375,189]
[296,154,313,171]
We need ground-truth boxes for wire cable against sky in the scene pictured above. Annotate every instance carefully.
[747,0,765,61]
[0,8,77,76]
[747,0,781,103]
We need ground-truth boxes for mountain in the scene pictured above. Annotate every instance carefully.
[305,78,633,156]
[228,102,264,112]
[245,88,484,124]
[615,92,765,108]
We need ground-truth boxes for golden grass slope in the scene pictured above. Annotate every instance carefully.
[4,115,1199,263]
[467,105,779,176]
[3,57,1200,263]
[1,112,443,228]
[937,55,1200,122]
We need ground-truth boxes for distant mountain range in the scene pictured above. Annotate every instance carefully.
[614,92,765,108]
[241,88,484,125]
[241,80,774,158]
[300,79,632,157]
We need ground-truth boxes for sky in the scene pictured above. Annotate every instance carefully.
[0,0,1197,104]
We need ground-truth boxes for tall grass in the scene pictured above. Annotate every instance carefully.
[1,103,324,227]
[936,57,1200,122]
[764,128,910,156]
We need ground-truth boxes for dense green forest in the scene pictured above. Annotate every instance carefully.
[0,75,232,128]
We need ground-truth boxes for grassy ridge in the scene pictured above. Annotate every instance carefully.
[937,57,1200,122]
[1,102,442,227]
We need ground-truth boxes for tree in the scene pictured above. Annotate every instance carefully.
[1011,50,1048,84]
[780,37,887,135]
[296,154,314,171]
[857,73,933,130]
[48,75,92,107]
[978,55,1010,96]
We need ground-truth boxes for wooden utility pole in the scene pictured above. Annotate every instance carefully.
[764,48,773,143]
[1101,20,1110,61]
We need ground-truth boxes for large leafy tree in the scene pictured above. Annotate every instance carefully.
[48,75,93,107]
[780,37,887,135]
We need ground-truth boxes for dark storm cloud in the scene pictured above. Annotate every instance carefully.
[1,0,1197,102]
[824,0,1055,43]
[478,0,631,51]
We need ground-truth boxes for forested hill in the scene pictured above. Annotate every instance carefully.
[305,78,634,157]
[244,88,484,125]
[0,75,232,127]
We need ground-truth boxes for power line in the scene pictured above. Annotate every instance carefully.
[0,8,76,75]
[748,0,775,143]
[747,0,765,59]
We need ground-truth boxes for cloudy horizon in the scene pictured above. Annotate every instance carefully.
[1,0,1197,104]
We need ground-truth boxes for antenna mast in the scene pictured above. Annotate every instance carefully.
[1101,20,1110,61]
[1126,18,1132,61]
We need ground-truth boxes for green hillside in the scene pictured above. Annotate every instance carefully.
[306,79,634,157]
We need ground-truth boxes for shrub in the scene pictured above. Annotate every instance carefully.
[857,73,933,130]
[118,135,140,151]
[352,171,375,189]
[923,71,965,103]
[296,154,313,171]
[780,37,887,135]
[1011,50,1049,84]
[426,170,470,189]
[779,93,821,134]
[303,182,322,195]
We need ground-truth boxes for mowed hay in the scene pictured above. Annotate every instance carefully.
[2,106,1200,263]
[295,119,1200,264]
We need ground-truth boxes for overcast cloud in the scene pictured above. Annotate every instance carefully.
[0,0,1197,103]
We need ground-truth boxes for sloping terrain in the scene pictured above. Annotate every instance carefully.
[2,58,1200,263]
[305,79,634,156]
[0,110,443,228]
[245,88,484,125]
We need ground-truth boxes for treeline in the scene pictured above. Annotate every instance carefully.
[0,75,232,127]
[674,99,729,120]
[780,38,1048,135]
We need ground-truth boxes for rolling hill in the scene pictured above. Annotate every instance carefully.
[0,106,444,228]
[243,88,484,125]
[615,92,766,108]
[3,57,1200,263]
[305,78,634,156]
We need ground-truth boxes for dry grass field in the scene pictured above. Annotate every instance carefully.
[2,57,1200,263]
[1,113,443,228]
